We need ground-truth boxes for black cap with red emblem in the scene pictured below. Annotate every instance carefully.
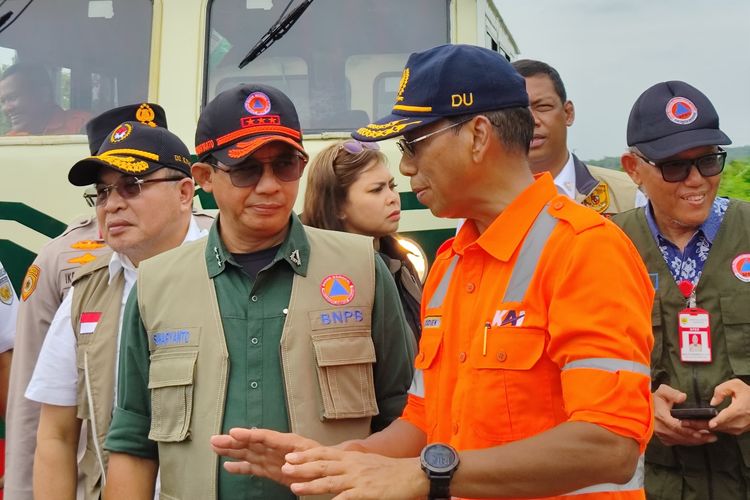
[195,84,306,166]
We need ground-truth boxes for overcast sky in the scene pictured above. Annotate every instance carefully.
[496,0,750,160]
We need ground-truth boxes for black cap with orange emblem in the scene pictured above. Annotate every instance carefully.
[85,103,168,155]
[195,84,306,166]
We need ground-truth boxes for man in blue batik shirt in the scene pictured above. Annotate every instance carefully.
[614,80,750,500]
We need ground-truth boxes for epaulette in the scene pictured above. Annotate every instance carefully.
[548,195,605,234]
[60,215,97,237]
[436,237,455,257]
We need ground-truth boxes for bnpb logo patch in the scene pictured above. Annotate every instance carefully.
[320,274,356,305]
[666,97,698,125]
[110,123,133,143]
[244,92,272,116]
[731,254,750,283]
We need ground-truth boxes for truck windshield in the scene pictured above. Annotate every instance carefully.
[0,0,152,137]
[206,0,449,133]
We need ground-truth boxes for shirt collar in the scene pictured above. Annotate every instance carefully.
[205,212,310,278]
[554,152,575,199]
[645,197,727,246]
[107,215,208,285]
[452,172,558,262]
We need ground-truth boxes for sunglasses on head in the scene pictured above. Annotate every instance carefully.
[207,152,306,188]
[637,148,727,183]
[85,173,185,207]
[338,139,380,155]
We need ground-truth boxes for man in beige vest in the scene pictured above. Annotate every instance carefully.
[104,84,415,500]
[4,103,167,500]
[512,59,645,215]
[25,120,211,499]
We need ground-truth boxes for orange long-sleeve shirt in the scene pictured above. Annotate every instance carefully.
[402,173,654,500]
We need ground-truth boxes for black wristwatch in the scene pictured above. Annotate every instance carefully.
[420,443,460,500]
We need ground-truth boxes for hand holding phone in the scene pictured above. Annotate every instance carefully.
[670,407,719,420]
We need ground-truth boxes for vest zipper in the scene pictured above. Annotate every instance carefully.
[84,350,108,487]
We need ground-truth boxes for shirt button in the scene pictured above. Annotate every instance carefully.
[452,423,459,435]
[250,381,259,389]
[250,295,258,302]
[553,201,564,210]
[497,351,507,362]
[251,337,259,345]
[458,352,467,363]
[466,283,476,293]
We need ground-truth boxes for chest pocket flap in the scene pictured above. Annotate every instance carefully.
[148,350,198,442]
[414,330,443,370]
[470,327,546,370]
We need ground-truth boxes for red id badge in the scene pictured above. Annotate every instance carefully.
[679,307,712,363]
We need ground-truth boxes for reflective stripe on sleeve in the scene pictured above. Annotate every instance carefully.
[562,357,650,377]
[408,368,425,398]
[566,454,644,495]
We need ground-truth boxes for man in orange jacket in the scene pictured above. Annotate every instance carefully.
[211,44,655,500]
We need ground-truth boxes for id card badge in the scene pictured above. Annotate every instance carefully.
[679,307,712,363]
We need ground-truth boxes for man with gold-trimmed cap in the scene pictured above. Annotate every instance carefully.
[104,83,415,500]
[25,121,211,500]
[211,44,654,500]
[4,102,169,500]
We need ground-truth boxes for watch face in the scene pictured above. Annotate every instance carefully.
[423,444,458,473]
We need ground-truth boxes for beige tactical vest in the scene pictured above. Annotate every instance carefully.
[137,226,377,500]
[70,252,123,500]
[577,164,640,215]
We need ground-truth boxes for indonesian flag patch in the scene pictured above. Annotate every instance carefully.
[79,312,102,335]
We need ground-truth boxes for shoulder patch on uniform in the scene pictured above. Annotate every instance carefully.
[548,196,605,234]
[21,265,41,301]
[0,269,13,305]
[581,182,610,214]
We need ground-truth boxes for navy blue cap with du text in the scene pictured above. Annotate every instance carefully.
[352,44,528,142]
[627,81,731,161]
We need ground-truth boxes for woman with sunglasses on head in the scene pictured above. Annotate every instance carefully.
[302,139,422,341]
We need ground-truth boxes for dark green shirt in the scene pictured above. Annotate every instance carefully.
[106,215,415,500]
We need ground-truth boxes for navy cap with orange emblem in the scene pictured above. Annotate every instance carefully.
[195,84,306,166]
[68,121,192,186]
[352,44,528,142]
[85,103,168,155]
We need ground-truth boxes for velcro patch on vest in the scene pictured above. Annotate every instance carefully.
[79,312,101,335]
[148,327,201,350]
[309,308,371,330]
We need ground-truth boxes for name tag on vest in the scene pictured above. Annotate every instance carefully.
[148,327,201,349]
[309,308,371,330]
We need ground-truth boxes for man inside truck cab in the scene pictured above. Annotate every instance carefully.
[0,62,90,136]
[103,83,415,500]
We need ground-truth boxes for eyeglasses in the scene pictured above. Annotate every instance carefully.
[637,148,727,183]
[208,152,306,188]
[396,119,470,157]
[338,139,380,155]
[85,175,185,207]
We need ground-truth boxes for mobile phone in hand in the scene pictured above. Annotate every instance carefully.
[670,407,719,420]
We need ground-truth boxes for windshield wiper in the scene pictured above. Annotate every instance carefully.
[0,0,34,35]
[0,10,13,30]
[238,0,314,69]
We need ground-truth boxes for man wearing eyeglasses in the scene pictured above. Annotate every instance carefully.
[4,103,168,500]
[25,121,211,500]
[209,45,654,500]
[103,84,414,500]
[614,81,750,499]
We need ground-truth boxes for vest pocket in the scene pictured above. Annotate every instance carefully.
[720,294,750,376]
[148,350,198,442]
[311,330,378,420]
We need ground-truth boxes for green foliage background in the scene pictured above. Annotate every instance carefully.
[587,146,750,201]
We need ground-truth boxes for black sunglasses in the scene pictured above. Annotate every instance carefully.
[637,149,727,183]
[207,152,306,188]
